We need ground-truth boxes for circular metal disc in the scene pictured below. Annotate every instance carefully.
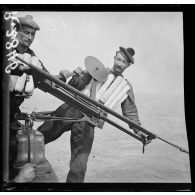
[84,56,108,82]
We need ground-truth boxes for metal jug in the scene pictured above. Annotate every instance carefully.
[15,128,29,167]
[15,118,45,167]
[30,129,45,163]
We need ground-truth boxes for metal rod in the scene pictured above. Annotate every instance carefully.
[16,56,153,134]
[16,56,190,154]
[157,136,189,154]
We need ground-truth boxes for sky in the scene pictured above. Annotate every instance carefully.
[15,11,184,95]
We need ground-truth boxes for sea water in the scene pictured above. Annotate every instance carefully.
[21,90,191,183]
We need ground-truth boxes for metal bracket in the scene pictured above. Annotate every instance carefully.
[78,113,100,126]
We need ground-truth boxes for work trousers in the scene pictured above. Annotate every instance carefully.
[37,103,95,183]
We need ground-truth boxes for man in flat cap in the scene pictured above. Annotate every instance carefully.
[8,15,58,183]
[37,46,149,183]
[10,15,45,124]
[14,15,40,57]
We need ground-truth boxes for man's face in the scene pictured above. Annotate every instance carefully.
[113,51,131,74]
[17,26,36,47]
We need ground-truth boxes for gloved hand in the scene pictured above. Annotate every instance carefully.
[18,64,32,74]
[132,127,139,134]
[133,128,150,143]
[72,66,83,75]
[60,70,72,79]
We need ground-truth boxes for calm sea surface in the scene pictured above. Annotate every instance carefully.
[21,91,191,183]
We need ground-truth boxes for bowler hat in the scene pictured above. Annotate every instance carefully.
[14,15,40,31]
[119,46,135,64]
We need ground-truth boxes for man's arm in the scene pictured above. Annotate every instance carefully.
[69,72,92,90]
[121,80,140,124]
[121,95,141,126]
[121,82,150,141]
[58,68,92,91]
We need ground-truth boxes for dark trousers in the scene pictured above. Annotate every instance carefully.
[37,103,95,183]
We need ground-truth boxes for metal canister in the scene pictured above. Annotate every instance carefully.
[30,130,45,163]
[15,129,29,167]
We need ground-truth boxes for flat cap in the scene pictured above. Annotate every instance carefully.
[119,46,135,64]
[14,15,40,31]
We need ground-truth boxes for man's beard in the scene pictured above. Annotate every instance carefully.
[16,33,31,48]
[21,40,32,47]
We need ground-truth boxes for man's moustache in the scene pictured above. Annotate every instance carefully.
[115,65,122,70]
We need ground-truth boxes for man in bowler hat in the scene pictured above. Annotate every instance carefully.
[37,46,148,182]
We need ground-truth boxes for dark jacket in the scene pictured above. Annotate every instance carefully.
[59,70,141,126]
[121,79,141,125]
[9,46,48,123]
